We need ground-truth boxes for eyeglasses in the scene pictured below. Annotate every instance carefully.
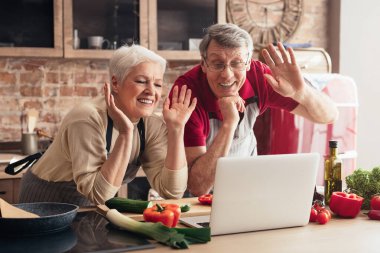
[203,55,250,72]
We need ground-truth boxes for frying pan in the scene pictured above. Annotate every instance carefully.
[0,202,78,235]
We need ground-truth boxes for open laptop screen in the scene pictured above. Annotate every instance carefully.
[180,153,320,235]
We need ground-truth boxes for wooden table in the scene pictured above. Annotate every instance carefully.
[113,198,380,253]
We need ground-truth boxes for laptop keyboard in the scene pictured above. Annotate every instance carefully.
[197,222,210,228]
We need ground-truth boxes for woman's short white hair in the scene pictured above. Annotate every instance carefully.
[109,45,167,85]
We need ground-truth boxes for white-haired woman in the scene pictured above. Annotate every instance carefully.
[19,45,196,206]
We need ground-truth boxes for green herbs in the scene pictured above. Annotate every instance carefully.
[345,167,380,209]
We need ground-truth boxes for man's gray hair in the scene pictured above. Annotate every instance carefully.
[109,45,166,85]
[199,23,254,59]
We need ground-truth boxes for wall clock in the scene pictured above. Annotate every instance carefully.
[227,0,303,48]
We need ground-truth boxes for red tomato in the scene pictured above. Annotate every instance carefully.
[313,201,324,212]
[368,209,380,220]
[317,212,330,225]
[370,195,380,210]
[320,208,332,220]
[309,208,318,222]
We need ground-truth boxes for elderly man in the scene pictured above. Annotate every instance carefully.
[170,23,338,196]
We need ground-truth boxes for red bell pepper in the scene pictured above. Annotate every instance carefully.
[198,194,213,205]
[329,192,364,218]
[143,203,181,227]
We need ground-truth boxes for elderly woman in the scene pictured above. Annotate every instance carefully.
[19,45,197,206]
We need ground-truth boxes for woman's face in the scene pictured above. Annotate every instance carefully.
[112,61,164,122]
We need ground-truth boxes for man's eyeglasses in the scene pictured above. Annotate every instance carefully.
[203,55,250,72]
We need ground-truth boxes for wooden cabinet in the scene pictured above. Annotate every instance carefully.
[0,0,225,60]
[64,0,225,60]
[63,0,149,59]
[148,0,226,61]
[0,178,21,204]
[0,0,63,58]
[0,154,24,204]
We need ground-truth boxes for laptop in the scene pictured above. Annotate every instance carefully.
[180,153,320,235]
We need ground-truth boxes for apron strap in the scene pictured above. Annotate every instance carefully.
[137,118,145,157]
[106,114,113,154]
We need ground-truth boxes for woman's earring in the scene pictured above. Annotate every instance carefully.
[111,76,118,85]
[111,76,119,94]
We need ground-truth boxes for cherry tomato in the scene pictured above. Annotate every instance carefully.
[313,200,324,212]
[317,211,330,225]
[309,208,318,222]
[368,209,380,220]
[320,208,332,220]
[370,195,380,210]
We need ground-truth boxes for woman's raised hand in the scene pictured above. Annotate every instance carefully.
[163,85,197,130]
[104,83,133,134]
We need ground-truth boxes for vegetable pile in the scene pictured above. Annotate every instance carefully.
[345,167,380,209]
[105,208,210,249]
[102,197,209,249]
[309,200,332,225]
[368,195,380,220]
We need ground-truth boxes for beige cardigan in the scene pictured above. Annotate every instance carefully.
[31,97,187,204]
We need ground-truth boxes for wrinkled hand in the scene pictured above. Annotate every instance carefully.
[261,42,305,99]
[163,85,197,130]
[218,96,245,128]
[104,83,133,134]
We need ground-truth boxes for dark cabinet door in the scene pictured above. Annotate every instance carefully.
[0,0,63,57]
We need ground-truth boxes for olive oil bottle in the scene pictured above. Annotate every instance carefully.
[324,140,342,205]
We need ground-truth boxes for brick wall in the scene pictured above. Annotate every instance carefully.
[0,0,328,142]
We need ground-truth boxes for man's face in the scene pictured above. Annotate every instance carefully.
[201,40,251,98]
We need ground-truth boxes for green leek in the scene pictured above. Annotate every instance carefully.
[105,208,210,249]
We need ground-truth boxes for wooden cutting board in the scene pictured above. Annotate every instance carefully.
[0,198,39,218]
[97,197,211,221]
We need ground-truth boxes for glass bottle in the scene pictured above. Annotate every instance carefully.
[324,140,342,205]
[73,29,80,49]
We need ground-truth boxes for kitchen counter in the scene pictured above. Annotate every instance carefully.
[152,212,380,253]
[117,199,380,253]
[0,153,26,179]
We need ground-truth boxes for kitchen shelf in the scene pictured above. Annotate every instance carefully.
[63,0,149,59]
[149,0,226,61]
[0,0,63,58]
[0,0,226,60]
